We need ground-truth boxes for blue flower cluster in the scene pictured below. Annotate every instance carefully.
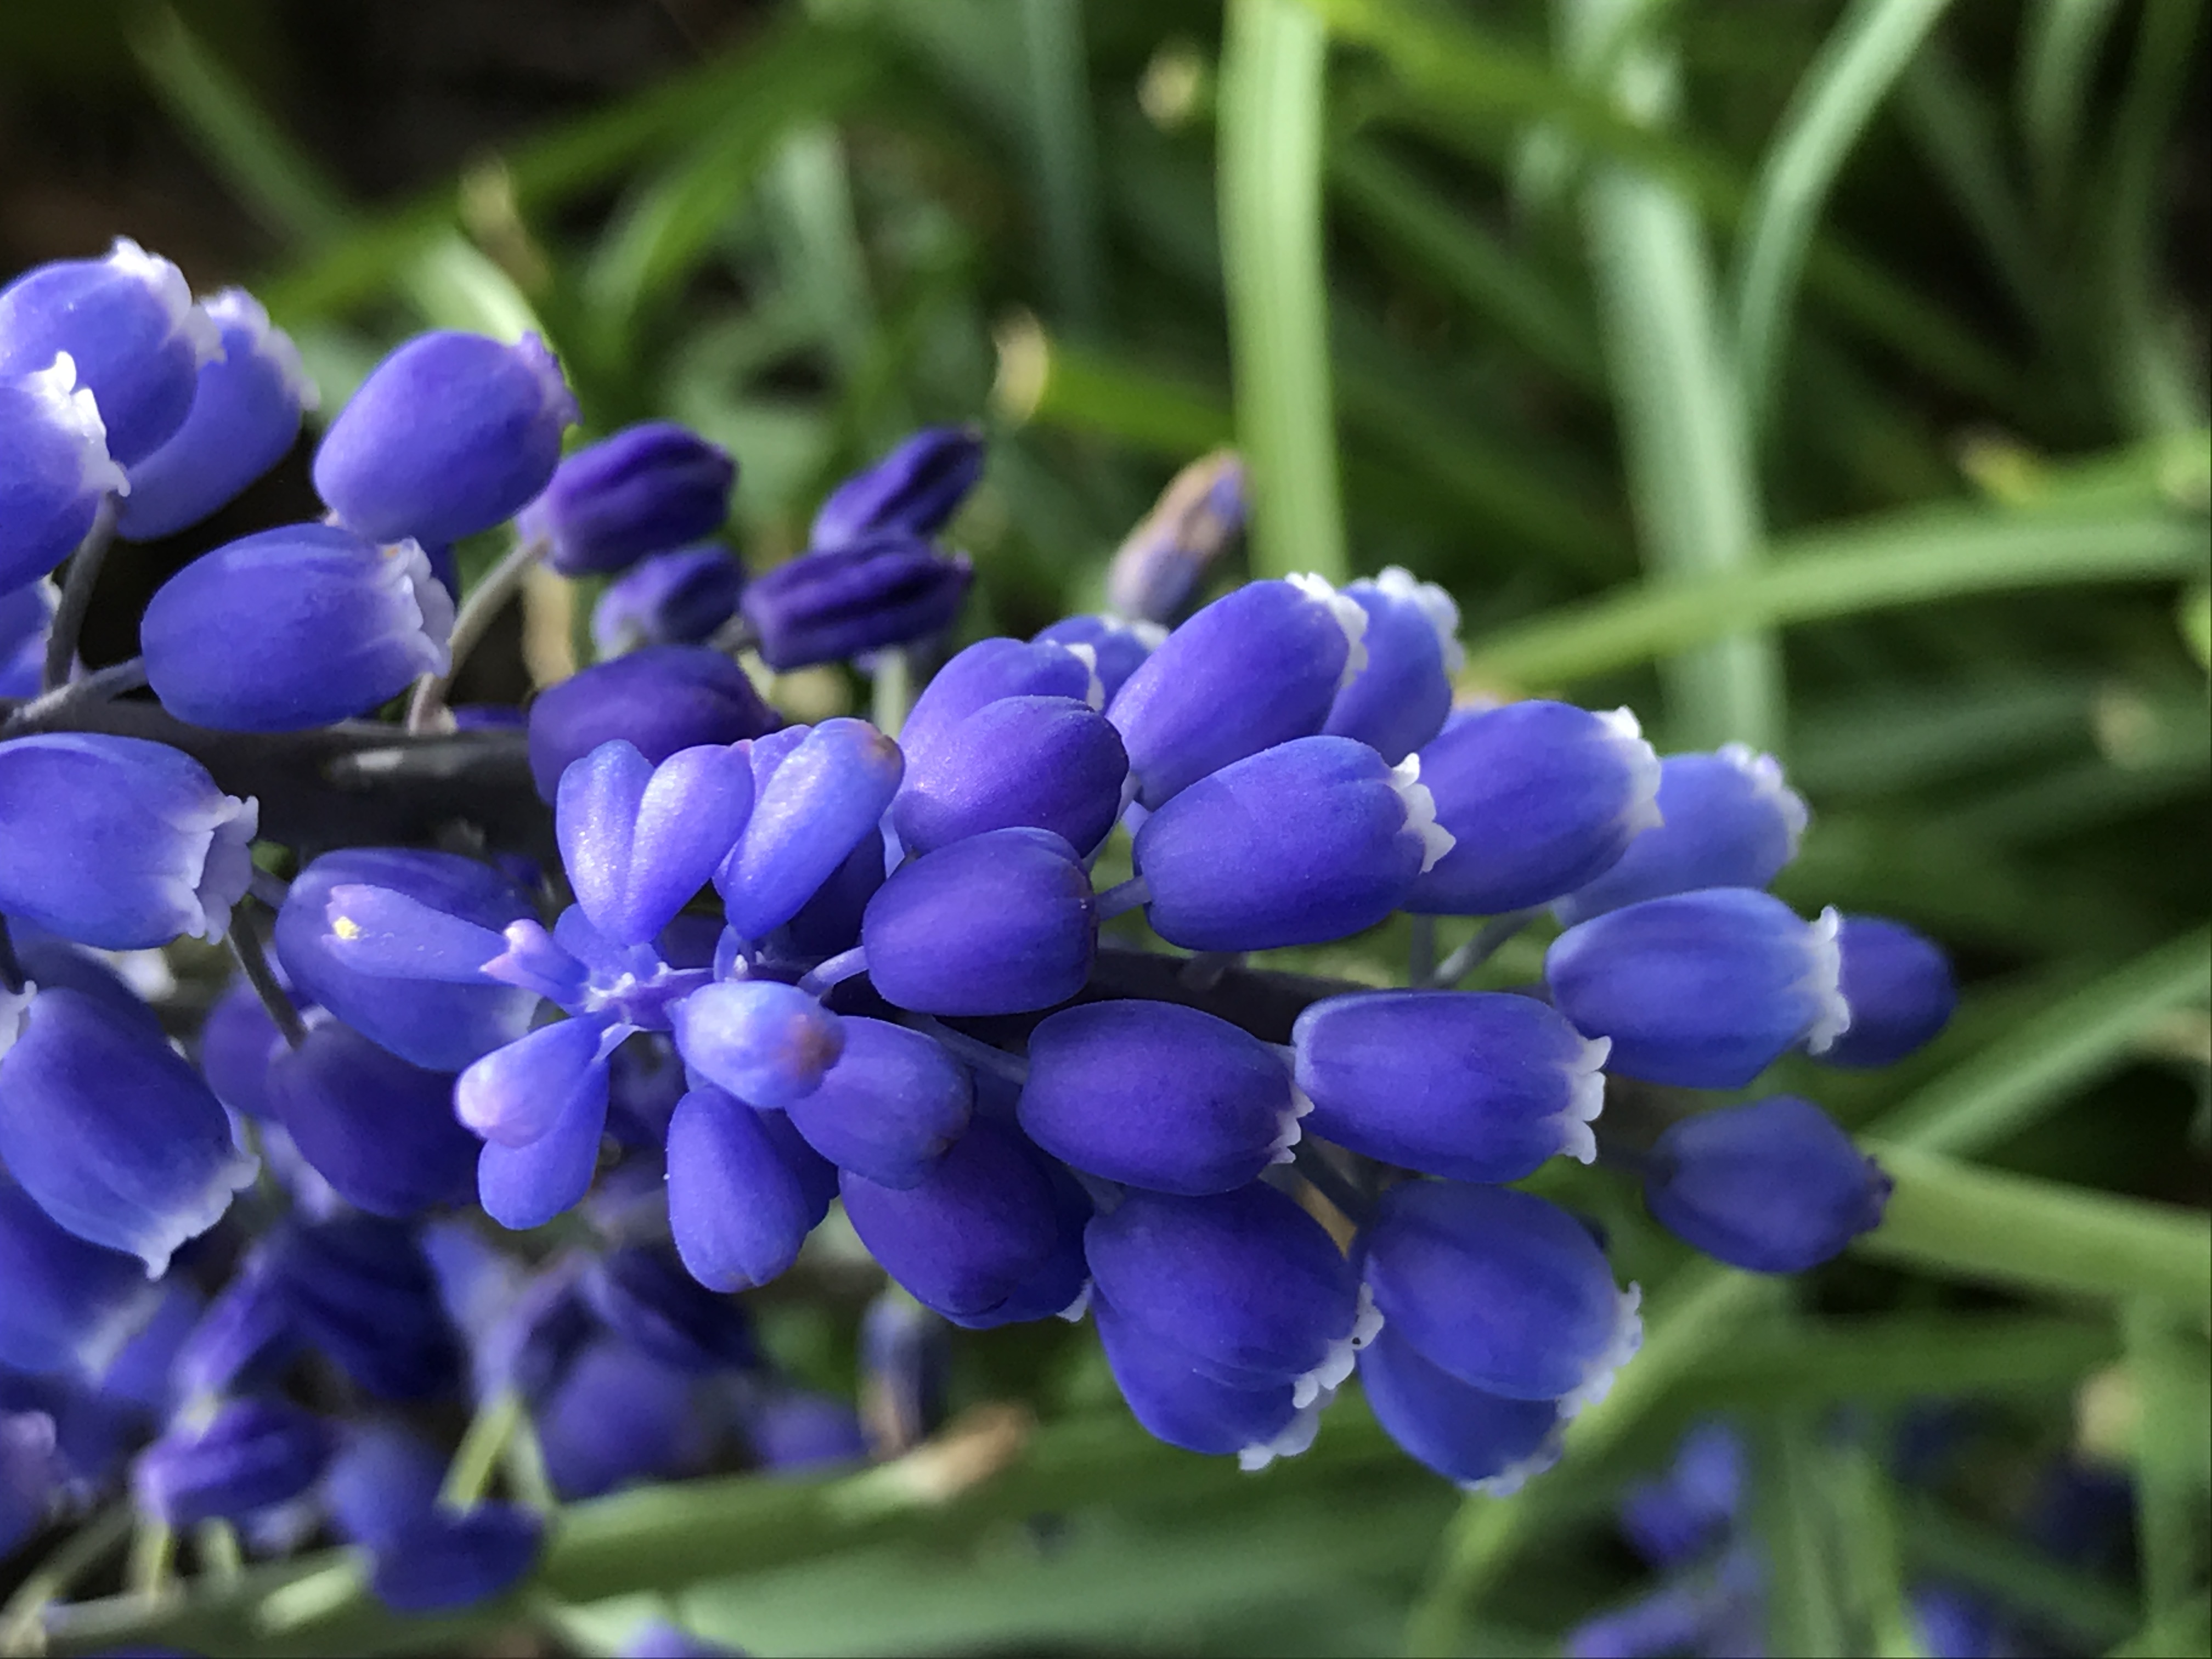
[1,236,1958,1612]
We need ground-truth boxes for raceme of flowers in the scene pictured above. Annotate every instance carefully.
[0,238,1955,1626]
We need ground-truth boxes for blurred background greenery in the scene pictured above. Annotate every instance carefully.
[3,1,2206,1654]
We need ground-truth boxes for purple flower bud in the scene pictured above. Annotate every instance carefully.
[0,354,128,590]
[269,1020,477,1217]
[1562,1544,1764,1659]
[325,1422,445,1548]
[1324,568,1462,765]
[621,1620,741,1658]
[0,1183,158,1378]
[1134,735,1451,951]
[528,646,778,800]
[784,1017,970,1189]
[1820,915,1955,1068]
[1085,1183,1377,1398]
[559,740,753,947]
[740,537,973,671]
[1104,451,1246,624]
[1618,1420,1743,1567]
[811,425,984,549]
[1291,991,1608,1182]
[741,1388,868,1474]
[671,981,844,1109]
[1033,613,1164,702]
[1643,1096,1891,1272]
[276,849,538,1070]
[666,1087,831,1291]
[0,238,220,465]
[7,926,168,1040]
[715,719,902,941]
[133,1397,332,1526]
[1094,1296,1318,1468]
[313,330,578,544]
[859,1289,950,1453]
[897,636,1103,764]
[1358,1324,1564,1492]
[475,1037,614,1231]
[861,827,1097,1015]
[893,695,1129,858]
[142,522,454,731]
[1547,889,1850,1088]
[0,733,256,949]
[1555,745,1809,924]
[538,1338,713,1498]
[2,1410,61,1557]
[1019,1001,1305,1195]
[581,1244,758,1374]
[1109,575,1369,809]
[840,1118,1067,1322]
[941,1156,1094,1332]
[174,1249,298,1401]
[0,987,253,1274]
[278,1216,463,1401]
[116,289,317,541]
[369,1502,543,1613]
[198,976,303,1121]
[1408,702,1662,916]
[1,578,55,696]
[592,545,746,654]
[1360,1181,1639,1408]
[517,421,735,575]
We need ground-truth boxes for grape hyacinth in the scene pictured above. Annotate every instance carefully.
[0,235,1965,1650]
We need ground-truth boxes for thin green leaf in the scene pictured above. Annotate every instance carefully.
[995,320,1235,454]
[1465,505,2207,690]
[764,124,879,386]
[1855,1139,2212,1310]
[2104,1591,2212,1657]
[1731,0,1955,436]
[1219,0,1348,582]
[2123,1301,2212,1627]
[1871,926,2212,1155]
[1695,1313,2121,1408]
[1832,1438,1931,1658]
[1753,1408,1852,1659]
[1903,1497,2141,1645]
[1017,0,1106,336]
[2018,0,2126,218]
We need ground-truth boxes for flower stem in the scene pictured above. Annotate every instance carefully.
[42,496,118,695]
[1425,909,1537,988]
[0,1504,133,1654]
[1,656,148,735]
[407,535,548,732]
[228,901,307,1049]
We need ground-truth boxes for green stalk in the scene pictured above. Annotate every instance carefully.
[2123,1301,2211,1626]
[1018,0,1105,336]
[1220,0,1349,583]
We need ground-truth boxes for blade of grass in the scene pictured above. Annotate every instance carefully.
[1017,0,1105,336]
[1869,926,2212,1155]
[1753,1408,1852,1659]
[1575,0,1781,751]
[1903,1497,2142,1645]
[1731,0,1955,437]
[992,316,1235,454]
[1695,1313,2121,1408]
[764,123,879,386]
[2124,1301,2212,1628]
[1219,0,1348,582]
[2018,0,2126,221]
[1855,1139,2212,1310]
[1833,1438,1925,1658]
[1464,504,2207,690]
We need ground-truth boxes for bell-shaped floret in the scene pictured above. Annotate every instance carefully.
[275,848,538,1071]
[1108,575,1368,809]
[1104,450,1245,625]
[810,425,984,550]
[527,646,778,800]
[580,1244,759,1374]
[776,825,887,961]
[141,523,454,731]
[0,353,129,590]
[278,1216,464,1401]
[559,740,753,947]
[715,718,902,941]
[0,733,255,949]
[456,1015,613,1150]
[537,1338,713,1499]
[1408,701,1662,916]
[1819,915,1955,1069]
[896,635,1103,763]
[1359,1181,1639,1409]
[1324,567,1462,765]
[592,545,745,654]
[1358,1323,1565,1493]
[861,827,1097,1015]
[117,288,317,541]
[1642,1096,1891,1273]
[325,1421,445,1549]
[312,329,577,544]
[1291,990,1607,1182]
[172,1248,298,1402]
[1617,1420,1746,1568]
[132,1397,332,1526]
[666,1088,833,1291]
[198,977,300,1121]
[0,987,253,1274]
[518,421,735,576]
[839,1119,1066,1322]
[1547,888,1851,1088]
[1555,744,1807,924]
[1084,1182,1376,1398]
[892,694,1128,857]
[1134,736,1451,951]
[369,1503,543,1613]
[1093,1295,1321,1470]
[739,535,972,672]
[269,1019,477,1217]
[0,1183,159,1378]
[475,1041,614,1231]
[0,237,219,465]
[671,981,844,1109]
[1019,1000,1305,1195]
[784,1017,972,1189]
[1032,614,1164,702]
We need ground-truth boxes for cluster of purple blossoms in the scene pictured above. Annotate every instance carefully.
[1,236,1956,1623]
